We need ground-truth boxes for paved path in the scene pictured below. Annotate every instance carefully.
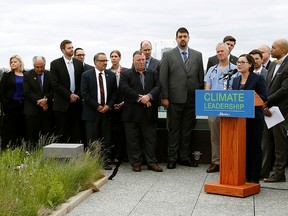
[67,164,288,216]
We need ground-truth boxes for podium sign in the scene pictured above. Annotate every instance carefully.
[196,90,255,118]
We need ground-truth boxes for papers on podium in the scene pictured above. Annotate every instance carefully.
[264,106,285,129]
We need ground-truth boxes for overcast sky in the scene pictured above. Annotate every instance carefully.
[0,0,288,70]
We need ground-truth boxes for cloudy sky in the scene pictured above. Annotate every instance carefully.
[0,0,287,70]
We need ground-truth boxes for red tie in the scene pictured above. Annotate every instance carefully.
[98,73,105,105]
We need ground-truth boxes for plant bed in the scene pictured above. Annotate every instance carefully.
[0,137,104,216]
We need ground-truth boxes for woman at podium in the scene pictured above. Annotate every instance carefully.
[232,54,268,183]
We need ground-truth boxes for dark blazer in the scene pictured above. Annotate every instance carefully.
[264,60,272,70]
[50,57,83,112]
[0,71,25,112]
[83,63,94,72]
[259,67,268,80]
[266,57,288,116]
[160,47,204,104]
[120,68,161,123]
[147,57,160,72]
[232,72,268,119]
[23,69,53,115]
[81,68,117,121]
[207,54,238,71]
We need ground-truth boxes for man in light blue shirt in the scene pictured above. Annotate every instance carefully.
[204,42,238,173]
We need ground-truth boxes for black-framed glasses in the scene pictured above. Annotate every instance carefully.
[76,54,85,57]
[236,61,249,65]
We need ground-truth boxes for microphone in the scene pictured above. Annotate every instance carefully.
[219,69,238,79]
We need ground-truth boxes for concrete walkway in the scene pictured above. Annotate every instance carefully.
[67,164,288,216]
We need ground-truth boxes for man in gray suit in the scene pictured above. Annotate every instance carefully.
[261,39,288,182]
[249,49,268,80]
[140,40,160,73]
[160,27,204,169]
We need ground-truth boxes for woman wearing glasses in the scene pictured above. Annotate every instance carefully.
[232,54,268,183]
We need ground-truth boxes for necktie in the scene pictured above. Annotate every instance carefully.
[146,61,149,69]
[140,73,145,90]
[274,59,282,65]
[182,51,189,69]
[98,73,105,105]
[38,74,43,91]
[67,61,75,93]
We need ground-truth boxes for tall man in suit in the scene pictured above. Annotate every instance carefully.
[262,39,288,182]
[160,27,204,169]
[81,52,117,170]
[206,36,238,71]
[140,40,160,73]
[249,49,268,80]
[50,39,84,143]
[120,50,162,172]
[23,56,53,145]
[74,48,94,71]
[258,45,272,70]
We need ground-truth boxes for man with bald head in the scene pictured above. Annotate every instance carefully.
[258,45,272,70]
[261,39,288,182]
[140,40,160,73]
[23,56,53,144]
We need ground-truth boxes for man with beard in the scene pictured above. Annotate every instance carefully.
[50,39,84,143]
[160,27,204,169]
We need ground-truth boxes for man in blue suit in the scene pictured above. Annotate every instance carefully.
[81,52,117,170]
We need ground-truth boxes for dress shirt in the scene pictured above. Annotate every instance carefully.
[95,69,107,105]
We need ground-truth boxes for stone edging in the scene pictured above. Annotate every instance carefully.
[49,175,108,216]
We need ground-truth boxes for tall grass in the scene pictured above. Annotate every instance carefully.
[0,136,103,216]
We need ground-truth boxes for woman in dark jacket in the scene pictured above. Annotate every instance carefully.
[0,55,26,148]
[232,54,268,183]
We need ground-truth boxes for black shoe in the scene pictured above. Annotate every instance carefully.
[179,160,198,167]
[167,162,176,169]
[264,174,286,183]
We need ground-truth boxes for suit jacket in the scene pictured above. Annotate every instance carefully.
[264,60,272,70]
[147,57,160,73]
[83,63,94,72]
[259,67,268,80]
[23,69,53,115]
[232,72,268,119]
[120,68,161,123]
[50,57,83,112]
[207,54,238,72]
[81,68,117,121]
[159,47,204,104]
[266,57,288,116]
[0,71,25,112]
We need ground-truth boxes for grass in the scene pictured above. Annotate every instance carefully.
[0,136,103,216]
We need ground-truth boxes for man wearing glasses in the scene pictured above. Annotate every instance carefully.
[81,52,117,170]
[204,43,237,173]
[74,48,94,71]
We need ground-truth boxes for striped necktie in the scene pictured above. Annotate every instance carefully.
[98,73,105,105]
[182,51,189,69]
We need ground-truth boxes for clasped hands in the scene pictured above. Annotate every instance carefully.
[263,102,272,117]
[138,94,151,107]
[37,98,48,111]
[70,93,79,103]
[97,105,110,113]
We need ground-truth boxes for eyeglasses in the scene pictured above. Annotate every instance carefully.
[96,60,109,62]
[76,54,85,57]
[236,61,249,65]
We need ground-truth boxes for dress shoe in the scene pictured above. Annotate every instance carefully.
[147,164,163,172]
[206,164,219,173]
[132,165,141,172]
[179,160,198,167]
[167,162,176,169]
[263,174,286,183]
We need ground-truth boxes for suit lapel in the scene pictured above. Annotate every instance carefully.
[173,48,188,73]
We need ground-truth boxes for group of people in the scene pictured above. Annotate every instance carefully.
[205,36,288,184]
[0,27,287,183]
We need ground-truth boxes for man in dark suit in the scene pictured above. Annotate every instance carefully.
[120,50,162,172]
[74,47,94,71]
[258,45,272,70]
[262,39,288,182]
[81,52,117,170]
[50,39,84,143]
[249,49,268,80]
[140,40,160,73]
[206,36,238,71]
[23,56,53,145]
[160,27,204,169]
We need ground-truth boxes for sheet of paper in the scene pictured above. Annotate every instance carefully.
[264,106,285,129]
